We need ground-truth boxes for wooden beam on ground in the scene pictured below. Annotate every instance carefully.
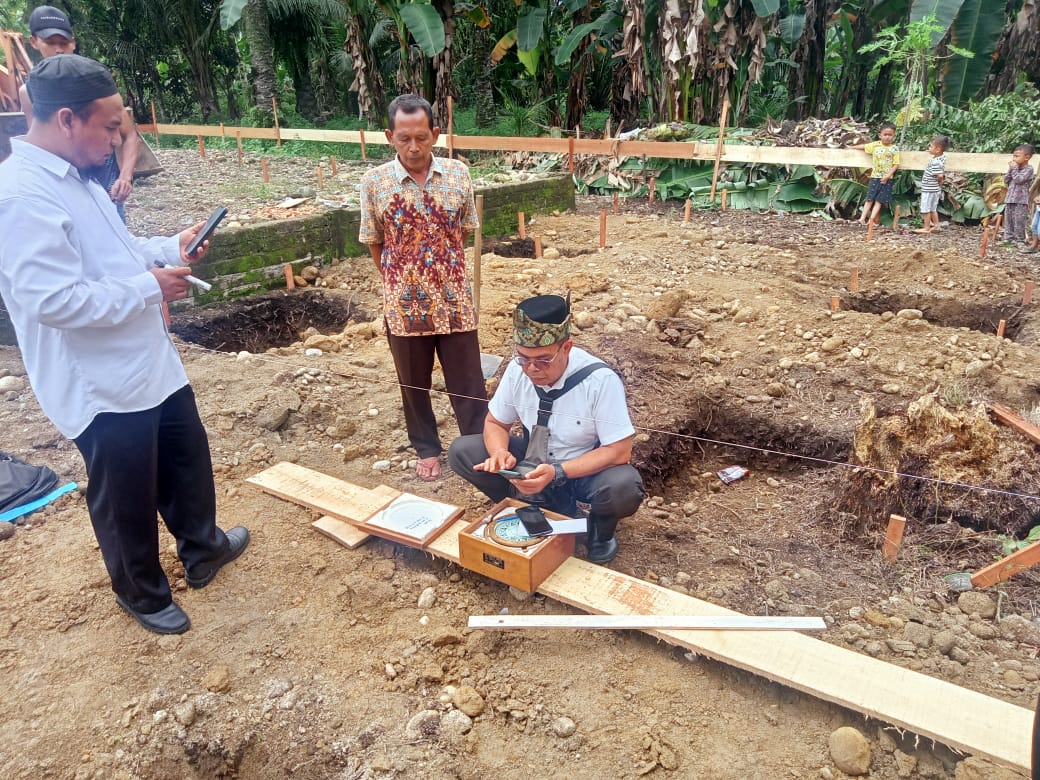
[989,403,1040,446]
[249,464,1034,772]
[469,615,826,631]
[312,515,371,549]
[971,540,1040,588]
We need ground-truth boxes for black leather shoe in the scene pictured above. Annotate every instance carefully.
[115,596,190,634]
[586,536,619,564]
[185,526,250,589]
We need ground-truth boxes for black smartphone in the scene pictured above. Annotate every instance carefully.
[185,206,228,256]
[516,505,553,537]
[498,469,523,478]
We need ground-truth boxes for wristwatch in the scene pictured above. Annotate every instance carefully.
[551,462,568,487]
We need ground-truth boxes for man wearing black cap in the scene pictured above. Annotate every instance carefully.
[448,294,645,563]
[0,54,249,635]
[19,6,141,222]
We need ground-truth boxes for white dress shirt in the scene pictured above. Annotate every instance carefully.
[0,138,188,438]
[489,346,635,463]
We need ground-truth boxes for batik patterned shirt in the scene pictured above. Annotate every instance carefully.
[359,155,479,336]
[1005,164,1036,205]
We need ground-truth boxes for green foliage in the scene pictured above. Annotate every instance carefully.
[997,524,1040,557]
[943,0,1005,106]
[398,3,445,57]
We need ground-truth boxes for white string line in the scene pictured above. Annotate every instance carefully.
[178,339,1040,503]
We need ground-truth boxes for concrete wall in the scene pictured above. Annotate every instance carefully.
[0,173,574,344]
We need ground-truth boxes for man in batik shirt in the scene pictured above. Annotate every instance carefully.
[360,94,488,480]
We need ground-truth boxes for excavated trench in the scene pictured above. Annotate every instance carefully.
[844,290,1029,341]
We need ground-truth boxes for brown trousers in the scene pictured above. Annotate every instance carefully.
[386,328,488,458]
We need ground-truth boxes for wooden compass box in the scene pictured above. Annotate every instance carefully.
[458,498,577,593]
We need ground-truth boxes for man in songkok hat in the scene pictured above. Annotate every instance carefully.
[0,54,249,635]
[19,7,141,221]
[448,294,645,563]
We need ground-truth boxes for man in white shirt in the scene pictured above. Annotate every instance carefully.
[448,294,645,563]
[0,54,248,635]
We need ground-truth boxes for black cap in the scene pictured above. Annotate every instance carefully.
[26,54,117,109]
[29,6,73,39]
[513,294,572,347]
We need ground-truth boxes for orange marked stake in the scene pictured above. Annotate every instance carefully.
[599,209,607,249]
[830,296,840,312]
[568,136,575,172]
[330,156,338,175]
[720,188,728,211]
[358,128,367,160]
[534,236,543,259]
[990,402,1040,447]
[317,166,324,189]
[613,192,619,215]
[261,158,269,183]
[683,199,691,223]
[997,319,1006,339]
[1024,280,1035,305]
[882,514,906,561]
[649,177,656,204]
[236,131,243,163]
[518,212,525,240]
[850,266,860,293]
[892,205,900,231]
[196,135,205,158]
[284,264,295,290]
[866,220,875,242]
[971,539,1040,588]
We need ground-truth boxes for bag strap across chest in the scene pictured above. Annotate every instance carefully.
[532,362,611,427]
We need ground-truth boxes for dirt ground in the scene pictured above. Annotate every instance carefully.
[1,149,1039,779]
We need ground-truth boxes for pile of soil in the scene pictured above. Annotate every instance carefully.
[0,149,1038,779]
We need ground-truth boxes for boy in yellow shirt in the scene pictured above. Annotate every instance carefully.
[851,123,900,225]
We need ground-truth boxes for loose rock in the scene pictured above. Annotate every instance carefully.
[828,726,870,776]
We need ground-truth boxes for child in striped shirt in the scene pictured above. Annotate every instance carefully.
[916,135,948,234]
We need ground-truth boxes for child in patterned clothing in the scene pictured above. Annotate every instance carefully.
[915,135,948,234]
[851,123,900,225]
[1003,143,1035,246]
[1022,190,1040,254]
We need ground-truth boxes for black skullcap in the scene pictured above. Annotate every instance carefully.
[26,54,117,109]
[29,6,73,39]
[513,294,572,347]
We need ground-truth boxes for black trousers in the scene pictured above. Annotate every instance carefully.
[386,328,489,459]
[447,433,645,520]
[74,385,229,613]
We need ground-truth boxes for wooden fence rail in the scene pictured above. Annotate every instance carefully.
[136,121,1009,174]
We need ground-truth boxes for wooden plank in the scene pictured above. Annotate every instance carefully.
[469,615,826,631]
[246,461,399,524]
[971,539,1040,587]
[248,465,1033,772]
[989,403,1040,446]
[312,516,370,549]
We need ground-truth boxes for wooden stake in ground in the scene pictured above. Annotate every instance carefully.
[613,192,619,215]
[236,131,243,163]
[272,97,281,147]
[720,188,728,211]
[830,296,840,312]
[850,266,860,292]
[284,264,295,290]
[866,220,875,242]
[149,101,160,147]
[997,319,1007,339]
[358,128,367,161]
[196,135,205,158]
[316,166,324,189]
[683,199,691,223]
[533,235,543,259]
[649,177,656,204]
[980,218,990,257]
[709,98,731,203]
[261,157,269,183]
[599,209,607,249]
[1023,280,1035,305]
[518,211,525,239]
[330,156,338,175]
[882,514,906,561]
[892,205,900,231]
[472,194,484,318]
[971,539,1040,588]
[568,136,575,172]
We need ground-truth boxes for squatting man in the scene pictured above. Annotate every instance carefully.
[449,294,645,563]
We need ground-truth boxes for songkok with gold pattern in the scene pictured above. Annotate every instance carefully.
[513,294,571,347]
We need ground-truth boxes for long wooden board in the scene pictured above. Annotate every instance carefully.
[469,615,826,631]
[250,464,1034,771]
[971,539,1040,587]
[312,515,371,549]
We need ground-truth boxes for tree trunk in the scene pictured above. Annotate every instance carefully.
[786,0,836,119]
[991,0,1040,94]
[431,0,455,128]
[610,58,640,132]
[344,8,386,124]
[473,25,496,128]
[243,0,276,123]
[564,4,592,131]
[293,62,319,121]
[313,52,339,122]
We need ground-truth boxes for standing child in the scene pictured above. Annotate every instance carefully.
[851,123,900,225]
[1003,143,1035,246]
[915,135,949,234]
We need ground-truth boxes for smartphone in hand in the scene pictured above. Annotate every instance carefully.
[186,206,228,256]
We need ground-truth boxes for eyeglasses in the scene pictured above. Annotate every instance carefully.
[513,343,565,370]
